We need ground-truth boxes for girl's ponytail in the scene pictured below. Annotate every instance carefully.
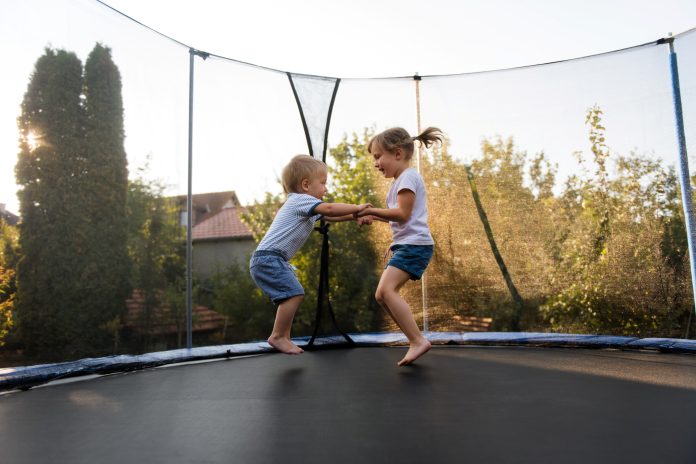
[413,127,444,149]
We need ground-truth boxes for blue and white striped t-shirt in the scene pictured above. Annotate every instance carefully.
[256,193,323,260]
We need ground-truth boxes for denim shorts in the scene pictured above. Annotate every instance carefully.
[387,244,434,280]
[249,250,304,304]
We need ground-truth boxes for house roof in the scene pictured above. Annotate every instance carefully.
[124,289,227,335]
[175,191,240,226]
[192,206,253,241]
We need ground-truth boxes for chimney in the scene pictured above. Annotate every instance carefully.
[0,203,5,213]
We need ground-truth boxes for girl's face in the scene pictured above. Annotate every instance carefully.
[304,169,328,200]
[371,143,407,179]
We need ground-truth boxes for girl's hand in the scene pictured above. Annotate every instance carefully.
[353,203,372,219]
[357,215,374,226]
[356,207,373,217]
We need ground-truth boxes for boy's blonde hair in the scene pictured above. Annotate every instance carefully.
[367,127,444,160]
[281,154,327,194]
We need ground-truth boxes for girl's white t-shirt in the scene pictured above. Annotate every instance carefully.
[387,167,434,246]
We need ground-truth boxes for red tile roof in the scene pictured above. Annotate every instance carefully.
[175,191,240,226]
[124,289,227,335]
[192,206,253,241]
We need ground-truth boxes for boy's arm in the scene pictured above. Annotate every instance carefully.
[314,202,371,218]
[358,190,414,223]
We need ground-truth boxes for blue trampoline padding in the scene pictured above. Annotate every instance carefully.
[1,332,695,392]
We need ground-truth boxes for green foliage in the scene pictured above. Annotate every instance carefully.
[126,166,186,350]
[15,48,89,359]
[0,220,19,270]
[81,43,131,333]
[14,45,131,360]
[540,107,693,337]
[0,266,14,347]
[0,221,18,347]
[208,263,275,343]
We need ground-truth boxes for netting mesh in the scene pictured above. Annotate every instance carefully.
[0,0,694,365]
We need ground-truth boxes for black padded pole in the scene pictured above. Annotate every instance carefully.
[306,222,354,347]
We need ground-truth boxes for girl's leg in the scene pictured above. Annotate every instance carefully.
[375,266,431,366]
[268,294,304,355]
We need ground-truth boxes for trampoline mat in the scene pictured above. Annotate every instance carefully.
[1,346,696,463]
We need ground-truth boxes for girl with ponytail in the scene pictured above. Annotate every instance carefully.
[359,127,444,366]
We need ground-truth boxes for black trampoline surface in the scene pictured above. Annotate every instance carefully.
[2,345,696,464]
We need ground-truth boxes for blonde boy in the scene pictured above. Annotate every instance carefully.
[249,155,371,354]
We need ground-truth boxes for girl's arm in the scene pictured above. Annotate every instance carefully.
[324,214,357,223]
[357,215,388,226]
[359,190,415,223]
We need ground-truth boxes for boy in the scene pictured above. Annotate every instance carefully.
[249,155,371,354]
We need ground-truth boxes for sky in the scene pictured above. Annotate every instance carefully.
[1,0,696,214]
[102,0,696,77]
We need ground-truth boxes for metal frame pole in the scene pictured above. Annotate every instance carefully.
[186,49,195,349]
[414,73,429,333]
[665,35,696,320]
[186,49,209,349]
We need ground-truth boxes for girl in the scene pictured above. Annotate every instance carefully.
[359,127,444,366]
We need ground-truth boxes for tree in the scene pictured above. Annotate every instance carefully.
[15,45,131,360]
[126,167,186,351]
[541,106,693,337]
[80,43,131,345]
[15,48,86,359]
[0,220,18,348]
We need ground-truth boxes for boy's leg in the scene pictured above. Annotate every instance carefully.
[375,266,431,366]
[268,294,304,355]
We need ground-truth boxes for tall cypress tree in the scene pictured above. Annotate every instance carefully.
[81,43,131,351]
[15,49,85,358]
[15,45,130,360]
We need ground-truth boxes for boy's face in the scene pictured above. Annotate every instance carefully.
[303,169,327,200]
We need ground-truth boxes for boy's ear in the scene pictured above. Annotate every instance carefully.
[300,178,310,192]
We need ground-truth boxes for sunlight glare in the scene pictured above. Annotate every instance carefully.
[26,131,40,151]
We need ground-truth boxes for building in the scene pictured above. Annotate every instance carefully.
[175,191,256,279]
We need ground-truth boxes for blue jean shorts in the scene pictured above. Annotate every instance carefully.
[387,244,434,280]
[249,250,304,304]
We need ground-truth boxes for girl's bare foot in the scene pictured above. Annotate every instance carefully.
[397,338,431,366]
[267,336,304,355]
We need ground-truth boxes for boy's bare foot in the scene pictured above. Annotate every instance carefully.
[268,336,304,355]
[397,338,431,366]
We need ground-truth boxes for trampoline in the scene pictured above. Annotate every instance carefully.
[3,3,696,463]
[2,334,696,463]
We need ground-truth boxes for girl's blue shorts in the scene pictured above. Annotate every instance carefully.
[249,250,304,304]
[386,244,434,280]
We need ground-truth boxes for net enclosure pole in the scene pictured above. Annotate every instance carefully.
[665,35,696,319]
[414,73,429,333]
[186,49,209,349]
[186,49,194,349]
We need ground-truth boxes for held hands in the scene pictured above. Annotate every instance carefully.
[352,204,373,225]
[352,203,372,218]
[355,205,375,226]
